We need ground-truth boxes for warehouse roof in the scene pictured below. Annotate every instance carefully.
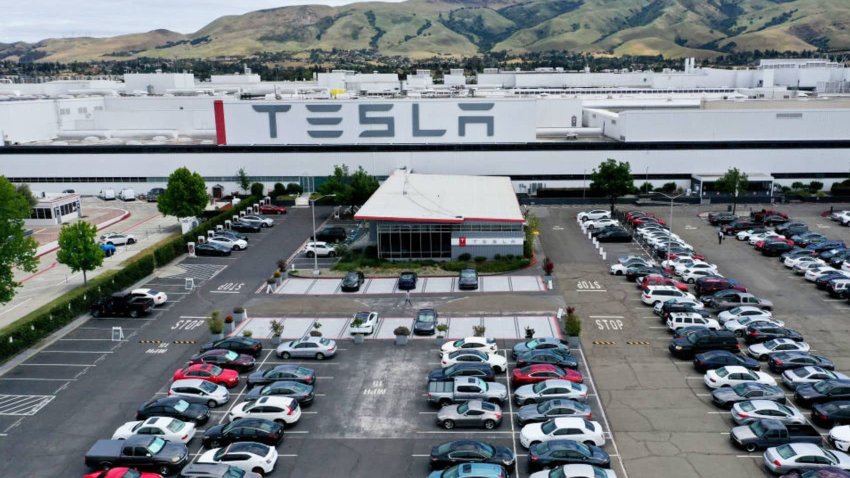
[355,170,525,224]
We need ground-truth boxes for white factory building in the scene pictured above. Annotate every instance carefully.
[2,58,850,197]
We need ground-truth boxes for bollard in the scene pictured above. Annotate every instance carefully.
[225,220,231,229]
[197,235,205,244]
[587,232,592,239]
[207,230,215,239]
[602,250,607,261]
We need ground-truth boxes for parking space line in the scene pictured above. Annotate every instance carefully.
[0,378,76,381]
[502,350,520,478]
[19,363,94,367]
[39,350,113,353]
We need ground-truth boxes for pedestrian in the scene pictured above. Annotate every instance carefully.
[718,229,724,245]
[404,290,412,306]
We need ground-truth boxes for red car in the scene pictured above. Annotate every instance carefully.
[259,204,287,215]
[84,469,161,478]
[638,274,689,293]
[667,252,706,261]
[173,364,239,388]
[755,238,795,251]
[510,364,583,386]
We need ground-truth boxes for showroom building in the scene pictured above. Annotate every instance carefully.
[354,170,526,260]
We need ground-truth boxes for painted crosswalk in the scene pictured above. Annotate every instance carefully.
[161,263,227,282]
[0,395,55,416]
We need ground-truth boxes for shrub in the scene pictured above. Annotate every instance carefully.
[208,312,224,334]
[393,326,410,336]
[436,323,449,335]
[474,256,486,263]
[242,329,253,337]
[270,320,284,336]
[457,253,471,261]
[286,183,303,195]
[250,182,264,197]
[309,321,323,337]
[272,183,287,197]
[657,182,676,193]
[493,254,501,261]
[224,315,234,324]
[233,306,245,314]
[791,181,806,190]
[472,325,486,337]
[273,271,281,279]
[565,311,581,337]
[809,181,824,192]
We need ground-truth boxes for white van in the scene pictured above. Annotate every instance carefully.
[667,312,720,332]
[118,188,136,201]
[98,189,116,200]
[641,285,695,306]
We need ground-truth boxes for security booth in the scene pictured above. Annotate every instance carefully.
[26,192,82,226]
[692,173,775,197]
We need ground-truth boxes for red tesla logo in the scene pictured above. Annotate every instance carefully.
[459,236,467,247]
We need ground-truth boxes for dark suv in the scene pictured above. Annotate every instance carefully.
[694,277,747,297]
[90,292,154,318]
[743,323,804,344]
[669,329,739,358]
[722,220,759,235]
[761,241,794,256]
[314,226,347,243]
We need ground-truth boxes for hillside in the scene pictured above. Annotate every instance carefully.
[2,0,848,62]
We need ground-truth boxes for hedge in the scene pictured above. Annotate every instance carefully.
[0,197,258,363]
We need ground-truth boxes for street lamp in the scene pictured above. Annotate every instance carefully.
[582,169,587,200]
[310,194,336,275]
[656,191,684,262]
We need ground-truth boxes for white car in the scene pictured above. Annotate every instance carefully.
[830,425,850,452]
[763,443,850,474]
[304,241,336,258]
[662,256,699,269]
[112,416,196,443]
[784,255,822,268]
[724,316,785,337]
[586,218,619,230]
[667,313,720,332]
[782,366,850,390]
[349,311,378,335]
[748,232,783,245]
[731,400,805,425]
[228,396,301,425]
[529,465,617,478]
[197,442,278,475]
[100,232,136,246]
[831,210,850,222]
[169,379,230,407]
[609,259,651,275]
[519,417,605,448]
[703,366,777,389]
[736,229,765,241]
[747,339,811,360]
[130,288,168,306]
[440,336,498,355]
[717,306,773,325]
[675,262,717,277]
[578,210,610,222]
[653,298,704,316]
[209,235,248,251]
[441,349,507,373]
[794,261,826,275]
[681,269,722,284]
[242,215,274,227]
[641,286,695,306]
[804,266,839,282]
[513,380,588,406]
[617,255,646,264]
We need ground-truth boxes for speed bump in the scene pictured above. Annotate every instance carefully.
[626,341,651,345]
[592,341,617,345]
[139,339,161,344]
[173,340,196,345]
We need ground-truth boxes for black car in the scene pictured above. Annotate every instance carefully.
[763,215,789,226]
[693,350,760,372]
[795,380,850,407]
[527,440,611,472]
[669,329,739,359]
[597,229,632,242]
[202,418,283,448]
[812,401,850,427]
[429,440,515,470]
[247,365,315,387]
[708,212,738,225]
[761,241,795,257]
[744,323,804,344]
[658,301,711,320]
[413,309,437,336]
[314,226,347,243]
[723,220,760,235]
[340,271,365,292]
[195,242,232,257]
[830,252,850,268]
[136,397,210,424]
[815,272,847,289]
[776,222,808,235]
[700,288,745,307]
[625,265,664,282]
[711,383,786,408]
[458,269,479,290]
[398,271,418,291]
[189,349,256,373]
[146,187,165,202]
[768,352,835,373]
[90,292,154,318]
[230,221,262,233]
[429,363,495,382]
[515,349,578,370]
[244,380,315,406]
[200,336,263,357]
[515,399,592,426]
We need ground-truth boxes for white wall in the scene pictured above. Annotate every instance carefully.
[536,98,583,128]
[124,73,195,94]
[0,100,58,143]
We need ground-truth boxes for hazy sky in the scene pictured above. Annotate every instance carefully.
[1,0,404,43]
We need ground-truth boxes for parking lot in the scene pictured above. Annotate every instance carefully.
[538,203,850,478]
[273,275,547,296]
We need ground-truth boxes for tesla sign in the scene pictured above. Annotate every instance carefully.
[216,99,536,145]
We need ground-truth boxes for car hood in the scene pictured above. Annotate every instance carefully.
[711,388,743,402]
[204,424,225,439]
[730,424,757,442]
[247,371,267,382]
[493,446,515,464]
[488,382,507,396]
[514,384,535,397]
[112,421,142,437]
[512,343,532,355]
[796,384,820,399]
[831,425,850,442]
[516,404,542,421]
[748,344,768,354]
[428,369,448,381]
[160,442,188,461]
[414,321,435,330]
[436,406,460,420]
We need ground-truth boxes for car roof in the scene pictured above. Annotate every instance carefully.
[747,399,783,409]
[787,442,825,455]
[552,417,588,427]
[523,364,560,372]
[540,379,573,387]
[720,366,751,373]
[256,396,294,406]
[172,379,212,388]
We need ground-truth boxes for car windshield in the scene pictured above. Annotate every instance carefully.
[224,351,239,361]
[814,381,833,393]
[457,402,469,414]
[460,270,476,279]
[732,384,751,395]
[729,307,742,314]
[739,402,755,412]
[532,382,547,393]
[213,447,228,460]
[750,420,767,436]
[775,444,795,459]
[166,419,185,433]
[541,420,557,434]
[452,339,465,348]
[296,367,311,376]
[686,334,700,344]
[574,442,591,455]
[122,471,142,478]
[173,400,190,412]
[548,468,567,478]
[441,467,461,478]
[148,437,166,454]
[777,404,793,415]
[526,339,539,349]
[418,312,435,322]
[319,338,331,346]
[223,468,246,478]
[209,365,223,375]
[715,368,730,378]
[200,381,218,393]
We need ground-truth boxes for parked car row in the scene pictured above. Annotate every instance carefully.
[83,333,331,477]
[424,333,618,477]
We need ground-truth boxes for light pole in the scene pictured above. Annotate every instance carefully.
[582,169,587,200]
[656,191,684,261]
[310,194,336,275]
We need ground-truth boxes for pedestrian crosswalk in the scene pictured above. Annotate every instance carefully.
[162,263,227,282]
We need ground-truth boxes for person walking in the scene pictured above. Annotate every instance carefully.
[404,290,412,306]
[718,229,724,245]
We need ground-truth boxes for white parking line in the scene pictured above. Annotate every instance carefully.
[39,350,113,353]
[19,363,94,367]
[503,350,520,478]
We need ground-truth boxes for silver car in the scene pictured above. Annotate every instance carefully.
[178,463,262,478]
[764,443,850,474]
[241,215,274,227]
[276,337,337,360]
[436,400,503,430]
[514,379,588,406]
[730,400,805,425]
[782,366,850,390]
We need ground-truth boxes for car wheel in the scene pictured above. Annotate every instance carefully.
[91,309,101,318]
[127,238,136,244]
[735,330,744,338]
[583,440,596,447]
[306,251,315,258]
[760,355,769,361]
[106,242,114,246]
[129,310,139,318]
[483,419,496,429]
[439,399,452,407]
[99,462,113,470]
[282,352,291,360]
[442,420,455,430]
[274,419,286,425]
[329,251,336,257]
[488,398,501,405]
[687,278,695,284]
[615,271,622,276]
[159,466,171,475]
[252,467,266,476]
[316,353,325,360]
[530,441,540,447]
[208,400,217,408]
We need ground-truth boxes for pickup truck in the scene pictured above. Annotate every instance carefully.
[84,435,189,475]
[90,292,154,318]
[730,418,822,452]
[427,377,507,407]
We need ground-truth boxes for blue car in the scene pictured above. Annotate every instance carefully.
[99,243,116,257]
[427,463,508,478]
[807,240,845,252]
[693,350,760,372]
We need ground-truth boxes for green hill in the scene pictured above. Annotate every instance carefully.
[2,0,848,62]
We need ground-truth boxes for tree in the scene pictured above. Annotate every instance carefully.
[250,182,264,197]
[809,181,824,193]
[638,182,653,194]
[157,167,208,218]
[350,167,380,205]
[286,183,303,195]
[236,167,250,195]
[714,167,749,214]
[317,165,380,206]
[589,159,636,213]
[56,221,104,284]
[0,177,38,304]
[15,184,37,208]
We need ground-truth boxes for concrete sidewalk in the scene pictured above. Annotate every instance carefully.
[0,200,181,329]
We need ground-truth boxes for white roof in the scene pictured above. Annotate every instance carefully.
[355,170,524,224]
